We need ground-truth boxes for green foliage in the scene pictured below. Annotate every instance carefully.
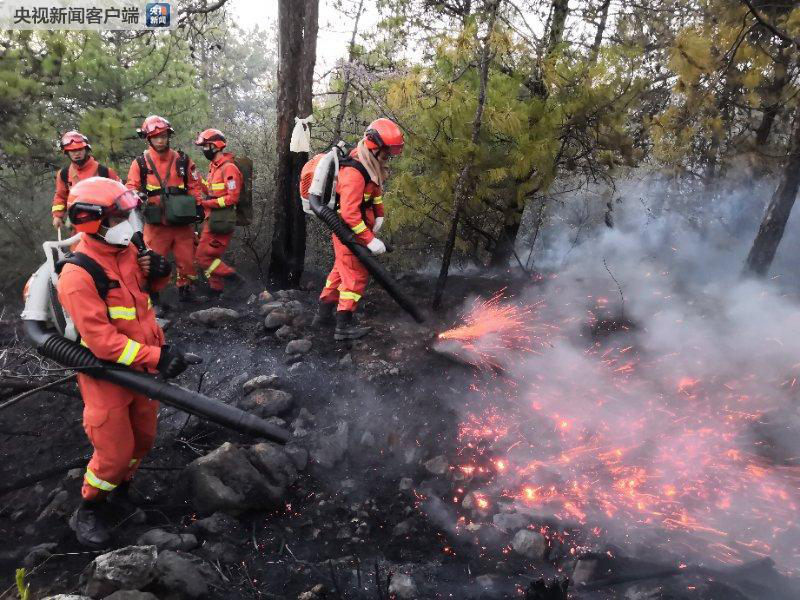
[15,568,30,600]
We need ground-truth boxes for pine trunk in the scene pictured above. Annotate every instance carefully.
[744,105,800,276]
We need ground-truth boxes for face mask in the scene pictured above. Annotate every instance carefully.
[72,154,90,166]
[203,148,217,160]
[101,211,143,247]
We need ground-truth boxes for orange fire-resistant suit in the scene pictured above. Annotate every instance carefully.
[58,235,169,501]
[125,148,203,287]
[196,152,242,290]
[319,150,384,312]
[52,157,121,219]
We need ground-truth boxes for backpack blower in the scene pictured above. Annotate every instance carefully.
[21,232,289,444]
[301,146,426,324]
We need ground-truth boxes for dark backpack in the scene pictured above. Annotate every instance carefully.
[59,163,110,188]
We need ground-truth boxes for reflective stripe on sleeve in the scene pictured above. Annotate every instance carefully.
[325,279,334,288]
[146,183,161,191]
[108,306,136,320]
[351,221,367,234]
[52,204,65,212]
[217,197,226,208]
[210,182,226,190]
[205,258,222,278]
[85,468,117,491]
[373,195,383,205]
[116,339,141,366]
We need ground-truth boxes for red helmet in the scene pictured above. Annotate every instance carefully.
[137,115,174,139]
[60,130,91,153]
[67,177,141,234]
[364,118,404,156]
[195,128,227,150]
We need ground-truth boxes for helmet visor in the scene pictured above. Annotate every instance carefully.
[194,133,206,145]
[142,117,171,135]
[111,189,142,215]
[387,143,404,156]
[61,132,88,149]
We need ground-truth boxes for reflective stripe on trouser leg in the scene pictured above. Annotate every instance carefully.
[196,226,234,290]
[84,468,117,491]
[336,253,369,312]
[319,270,342,304]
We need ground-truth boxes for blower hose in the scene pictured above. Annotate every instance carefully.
[308,195,425,323]
[23,320,290,444]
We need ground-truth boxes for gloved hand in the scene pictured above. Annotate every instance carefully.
[367,237,387,255]
[157,345,189,379]
[301,198,314,215]
[139,249,171,280]
[373,216,384,233]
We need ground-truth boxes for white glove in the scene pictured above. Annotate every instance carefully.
[373,216,384,233]
[367,237,387,255]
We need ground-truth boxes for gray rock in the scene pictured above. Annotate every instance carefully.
[264,309,292,329]
[571,554,615,585]
[23,542,57,568]
[276,289,306,301]
[265,416,287,428]
[284,300,305,315]
[187,512,244,540]
[310,421,349,468]
[239,388,293,417]
[275,325,299,341]
[259,290,274,302]
[136,529,198,552]
[424,455,450,476]
[476,574,497,589]
[285,338,312,355]
[194,540,242,564]
[492,512,531,533]
[154,550,212,598]
[185,442,297,515]
[285,445,309,471]
[288,361,305,374]
[338,353,353,366]
[391,519,415,538]
[37,489,70,521]
[242,374,280,394]
[388,573,418,599]
[189,307,240,326]
[259,301,284,315]
[360,431,375,447]
[84,545,157,598]
[292,312,312,327]
[103,592,160,600]
[42,596,93,600]
[511,529,548,560]
[398,477,414,492]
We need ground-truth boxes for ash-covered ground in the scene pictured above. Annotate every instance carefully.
[0,267,798,600]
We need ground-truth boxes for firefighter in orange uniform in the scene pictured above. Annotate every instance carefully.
[52,131,120,231]
[58,177,194,548]
[314,118,404,340]
[194,128,245,297]
[125,115,204,305]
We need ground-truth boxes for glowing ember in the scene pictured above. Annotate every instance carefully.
[446,291,800,574]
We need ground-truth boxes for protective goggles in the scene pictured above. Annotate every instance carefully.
[195,132,225,146]
[69,189,142,225]
[60,132,89,149]
[139,118,172,136]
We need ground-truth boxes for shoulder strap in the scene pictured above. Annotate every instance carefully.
[177,150,189,187]
[55,252,120,300]
[339,156,371,185]
[59,166,70,186]
[145,152,174,195]
[136,155,148,193]
[97,164,109,178]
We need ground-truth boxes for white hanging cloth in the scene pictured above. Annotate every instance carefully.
[290,115,314,153]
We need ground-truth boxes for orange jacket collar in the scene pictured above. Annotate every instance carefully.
[72,156,99,174]
[211,151,234,168]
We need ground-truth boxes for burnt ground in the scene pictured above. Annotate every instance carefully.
[0,271,799,600]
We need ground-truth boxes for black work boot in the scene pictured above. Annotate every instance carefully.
[106,481,147,523]
[334,310,371,341]
[222,272,246,292]
[178,285,207,303]
[69,500,112,548]
[311,301,336,328]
